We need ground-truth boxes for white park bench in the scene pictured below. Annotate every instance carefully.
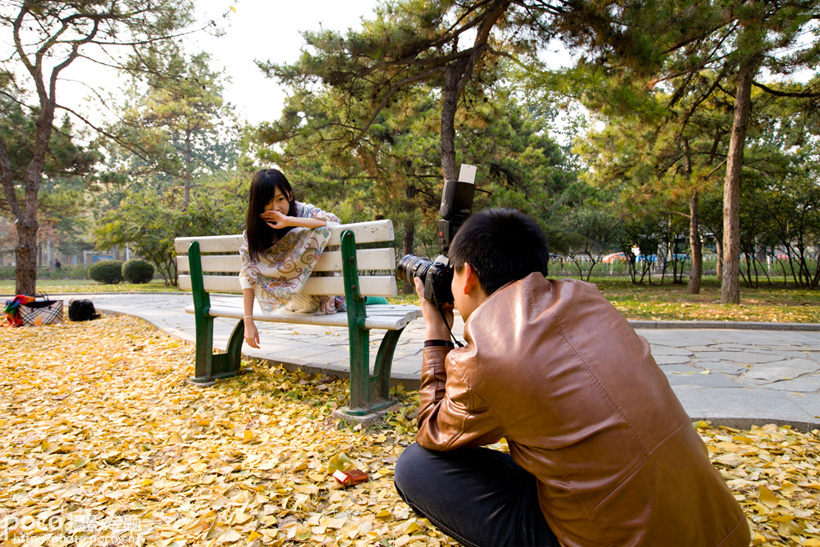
[174,220,421,417]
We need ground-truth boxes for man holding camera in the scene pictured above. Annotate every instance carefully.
[394,208,750,547]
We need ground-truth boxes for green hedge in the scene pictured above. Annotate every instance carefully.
[0,265,88,280]
[122,259,155,284]
[88,260,124,284]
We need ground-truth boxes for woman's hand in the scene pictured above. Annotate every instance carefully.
[244,318,260,348]
[260,210,291,229]
[414,278,454,340]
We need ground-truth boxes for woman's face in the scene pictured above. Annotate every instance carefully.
[264,187,291,216]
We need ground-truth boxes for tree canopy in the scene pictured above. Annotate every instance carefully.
[0,0,204,294]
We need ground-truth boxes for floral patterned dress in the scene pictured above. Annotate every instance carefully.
[239,202,345,315]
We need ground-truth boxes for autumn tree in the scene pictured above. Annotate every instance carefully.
[258,68,578,271]
[557,0,820,302]
[256,0,609,261]
[0,87,99,268]
[95,173,247,285]
[103,47,239,208]
[569,67,735,292]
[258,0,585,182]
[0,0,203,295]
[741,85,820,288]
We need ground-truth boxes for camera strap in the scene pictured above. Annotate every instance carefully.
[438,305,464,348]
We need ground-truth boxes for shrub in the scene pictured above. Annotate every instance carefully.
[68,265,88,280]
[122,259,155,284]
[88,260,124,284]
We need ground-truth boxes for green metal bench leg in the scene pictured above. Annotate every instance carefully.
[372,328,404,405]
[210,319,244,378]
[187,241,242,385]
[347,320,369,413]
[188,241,216,385]
[340,231,398,416]
[190,313,215,384]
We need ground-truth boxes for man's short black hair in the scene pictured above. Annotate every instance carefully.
[448,208,549,295]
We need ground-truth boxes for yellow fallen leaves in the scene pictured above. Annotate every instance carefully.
[1,316,818,547]
[758,485,780,510]
[697,421,820,546]
[0,316,457,546]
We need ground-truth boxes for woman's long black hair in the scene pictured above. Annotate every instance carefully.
[245,169,298,261]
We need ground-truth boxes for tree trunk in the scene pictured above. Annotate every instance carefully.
[440,62,463,182]
[720,59,756,304]
[403,222,415,257]
[687,191,702,294]
[15,221,37,295]
[183,129,193,208]
[716,234,723,281]
[439,1,510,182]
[683,138,701,294]
[13,101,55,295]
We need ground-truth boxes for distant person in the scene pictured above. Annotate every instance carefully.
[239,168,344,349]
[54,260,61,270]
[394,208,750,547]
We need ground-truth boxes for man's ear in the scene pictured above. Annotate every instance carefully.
[461,262,479,294]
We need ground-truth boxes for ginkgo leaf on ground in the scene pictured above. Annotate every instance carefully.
[0,315,817,546]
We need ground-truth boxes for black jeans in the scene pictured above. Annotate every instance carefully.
[394,444,560,547]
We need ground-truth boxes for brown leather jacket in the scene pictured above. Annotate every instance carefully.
[416,274,750,547]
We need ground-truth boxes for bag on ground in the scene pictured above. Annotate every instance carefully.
[19,295,63,326]
[68,299,100,322]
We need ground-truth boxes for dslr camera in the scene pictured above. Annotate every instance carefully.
[397,165,476,307]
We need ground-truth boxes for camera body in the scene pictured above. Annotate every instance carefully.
[396,165,476,306]
[423,256,454,304]
[397,254,454,306]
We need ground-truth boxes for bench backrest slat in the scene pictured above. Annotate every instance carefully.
[173,219,394,254]
[177,248,396,274]
[178,274,397,297]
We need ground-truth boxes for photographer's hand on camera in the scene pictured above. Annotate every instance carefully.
[414,278,453,340]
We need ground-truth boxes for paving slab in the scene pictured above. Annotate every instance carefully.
[665,371,741,389]
[43,292,820,430]
[742,359,820,383]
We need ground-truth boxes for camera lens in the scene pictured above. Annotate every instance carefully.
[397,254,433,286]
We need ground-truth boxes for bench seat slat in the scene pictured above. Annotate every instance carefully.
[174,220,395,254]
[177,248,396,274]
[186,304,422,330]
[178,274,398,297]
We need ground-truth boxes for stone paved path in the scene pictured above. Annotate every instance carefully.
[57,292,820,430]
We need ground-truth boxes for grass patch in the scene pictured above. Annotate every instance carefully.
[595,278,820,323]
[0,278,180,296]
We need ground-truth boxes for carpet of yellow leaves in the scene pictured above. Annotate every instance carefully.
[1,316,818,546]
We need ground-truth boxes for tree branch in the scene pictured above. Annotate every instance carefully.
[352,66,448,143]
[56,104,153,164]
[752,81,820,98]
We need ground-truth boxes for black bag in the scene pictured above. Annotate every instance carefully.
[68,299,100,322]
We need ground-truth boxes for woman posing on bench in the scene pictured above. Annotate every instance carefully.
[240,168,344,348]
